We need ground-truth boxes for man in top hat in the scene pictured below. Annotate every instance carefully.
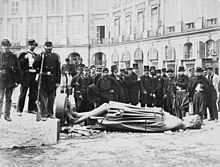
[175,66,189,118]
[0,39,21,121]
[92,66,102,85]
[139,65,153,107]
[76,66,94,112]
[17,39,39,116]
[33,41,61,121]
[205,65,219,121]
[152,69,165,107]
[125,63,140,105]
[188,67,212,122]
[109,65,123,102]
[96,67,116,105]
[163,69,176,115]
[119,68,129,103]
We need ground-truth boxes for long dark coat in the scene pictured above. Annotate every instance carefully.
[119,75,129,103]
[0,51,21,88]
[153,76,164,107]
[126,72,140,105]
[18,51,38,87]
[139,75,152,106]
[109,73,123,102]
[33,53,61,91]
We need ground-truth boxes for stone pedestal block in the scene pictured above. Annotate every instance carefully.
[0,113,60,148]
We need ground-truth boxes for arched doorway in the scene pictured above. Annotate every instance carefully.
[68,52,81,64]
[112,51,119,67]
[183,42,193,59]
[134,47,143,76]
[92,52,106,66]
[165,45,176,70]
[121,50,131,69]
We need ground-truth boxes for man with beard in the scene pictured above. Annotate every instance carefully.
[175,66,189,118]
[77,66,94,112]
[188,67,212,122]
[126,64,140,105]
[0,39,21,121]
[139,66,152,107]
[96,67,115,105]
[163,69,176,115]
[33,41,61,121]
[17,39,38,116]
[109,65,123,102]
[92,66,102,85]
[119,68,129,103]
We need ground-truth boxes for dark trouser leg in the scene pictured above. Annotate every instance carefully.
[17,85,28,112]
[28,72,37,111]
[193,92,206,116]
[47,90,55,116]
[40,88,47,117]
[166,93,173,115]
[141,103,145,107]
[4,87,14,118]
[0,88,5,117]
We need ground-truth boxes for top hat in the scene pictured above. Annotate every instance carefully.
[178,66,185,72]
[28,39,38,47]
[162,68,167,72]
[111,65,118,71]
[133,63,138,69]
[167,69,174,73]
[102,67,109,72]
[44,41,53,46]
[196,67,203,72]
[156,69,161,73]
[206,65,213,70]
[120,68,126,72]
[1,39,11,46]
[144,65,150,71]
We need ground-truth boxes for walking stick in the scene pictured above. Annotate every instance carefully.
[36,53,45,121]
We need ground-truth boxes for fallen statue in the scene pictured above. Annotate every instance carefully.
[58,101,202,132]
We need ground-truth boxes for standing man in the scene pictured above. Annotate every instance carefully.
[188,67,212,121]
[92,66,102,85]
[17,39,38,116]
[0,39,21,121]
[175,66,189,118]
[206,65,219,121]
[153,69,164,108]
[139,66,152,107]
[126,64,140,105]
[33,41,61,121]
[119,68,129,103]
[163,69,176,115]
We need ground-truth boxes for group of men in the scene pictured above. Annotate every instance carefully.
[0,38,219,123]
[0,39,61,121]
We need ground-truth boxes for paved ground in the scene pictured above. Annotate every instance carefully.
[0,87,219,167]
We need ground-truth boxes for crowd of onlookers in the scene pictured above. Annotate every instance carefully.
[0,38,219,124]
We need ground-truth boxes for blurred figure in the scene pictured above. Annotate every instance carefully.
[188,67,195,78]
[93,66,102,85]
[153,69,164,108]
[90,65,96,78]
[119,68,129,103]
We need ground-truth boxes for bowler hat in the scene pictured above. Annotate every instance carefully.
[28,39,38,47]
[144,65,150,71]
[189,67,194,72]
[111,65,118,71]
[120,68,126,72]
[196,67,203,72]
[65,57,70,61]
[44,41,53,46]
[126,67,132,70]
[133,64,138,69]
[167,69,174,73]
[90,65,96,69]
[178,66,185,72]
[102,67,109,73]
[1,39,11,46]
[83,66,90,71]
[150,66,156,71]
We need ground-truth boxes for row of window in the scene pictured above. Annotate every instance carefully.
[10,0,81,15]
[9,18,82,45]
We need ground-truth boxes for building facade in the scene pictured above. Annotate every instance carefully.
[0,0,220,75]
